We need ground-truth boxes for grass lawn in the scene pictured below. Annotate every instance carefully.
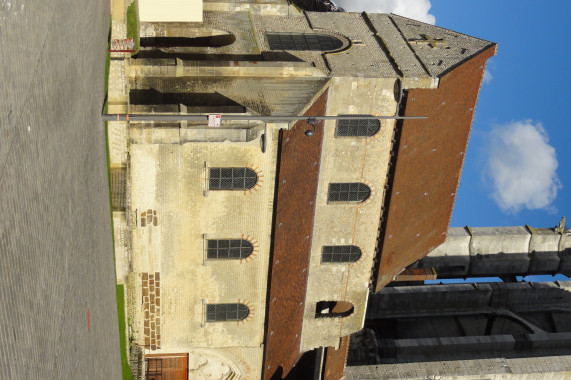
[126,1,139,52]
[117,285,133,380]
[105,21,133,380]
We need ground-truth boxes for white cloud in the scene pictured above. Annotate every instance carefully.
[486,120,561,213]
[483,68,493,84]
[335,0,436,25]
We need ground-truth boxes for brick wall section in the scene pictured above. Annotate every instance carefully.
[323,335,350,380]
[262,90,328,380]
[143,272,161,350]
[375,44,497,291]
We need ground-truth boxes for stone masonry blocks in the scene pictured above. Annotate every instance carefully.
[143,272,161,350]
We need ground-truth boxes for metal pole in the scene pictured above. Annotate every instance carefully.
[101,114,427,122]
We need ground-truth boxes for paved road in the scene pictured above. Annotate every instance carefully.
[0,0,122,378]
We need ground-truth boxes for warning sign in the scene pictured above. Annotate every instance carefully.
[208,114,221,127]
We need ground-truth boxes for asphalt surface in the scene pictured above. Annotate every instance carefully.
[0,0,122,378]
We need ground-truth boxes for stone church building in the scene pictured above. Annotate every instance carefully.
[110,1,504,378]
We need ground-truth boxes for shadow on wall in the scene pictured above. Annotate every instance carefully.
[411,252,571,279]
[132,50,306,63]
[140,34,236,48]
[129,89,246,113]
[315,301,354,318]
[268,350,321,380]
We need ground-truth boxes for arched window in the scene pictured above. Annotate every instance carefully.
[315,301,354,318]
[206,303,250,322]
[266,33,344,51]
[322,245,362,263]
[207,239,253,259]
[328,183,371,202]
[209,167,258,190]
[335,115,380,137]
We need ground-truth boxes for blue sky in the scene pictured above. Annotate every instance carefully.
[432,2,570,229]
[336,0,570,230]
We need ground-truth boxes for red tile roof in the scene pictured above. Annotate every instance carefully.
[262,41,497,378]
[262,90,329,380]
[322,336,350,380]
[393,267,437,282]
[374,44,497,292]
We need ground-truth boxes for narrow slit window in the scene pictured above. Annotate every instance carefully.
[335,115,380,137]
[266,33,343,51]
[322,245,362,263]
[207,239,253,259]
[209,167,258,190]
[328,183,371,202]
[206,303,250,322]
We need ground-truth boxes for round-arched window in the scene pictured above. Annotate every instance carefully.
[328,183,371,202]
[315,301,354,318]
[321,245,362,263]
[207,239,254,260]
[209,167,258,190]
[206,303,250,322]
[266,33,344,51]
[335,115,381,137]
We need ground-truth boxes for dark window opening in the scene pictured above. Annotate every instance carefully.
[322,245,362,263]
[266,33,343,51]
[206,303,250,322]
[207,239,253,259]
[335,116,380,137]
[315,301,354,318]
[209,167,258,190]
[328,183,371,202]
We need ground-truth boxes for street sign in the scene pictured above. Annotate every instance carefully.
[110,38,135,52]
[208,114,221,127]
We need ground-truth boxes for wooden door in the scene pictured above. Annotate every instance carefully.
[145,353,188,380]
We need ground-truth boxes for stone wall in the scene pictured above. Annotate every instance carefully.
[301,77,398,350]
[129,122,282,376]
[414,226,571,277]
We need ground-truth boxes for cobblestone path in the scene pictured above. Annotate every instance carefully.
[0,0,122,378]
